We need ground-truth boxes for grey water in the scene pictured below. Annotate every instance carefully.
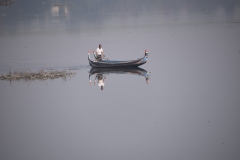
[1,0,240,160]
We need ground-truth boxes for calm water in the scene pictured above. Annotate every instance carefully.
[1,0,240,160]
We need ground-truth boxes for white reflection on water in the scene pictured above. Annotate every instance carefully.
[51,6,59,16]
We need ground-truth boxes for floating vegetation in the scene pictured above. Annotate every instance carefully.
[0,0,14,6]
[0,69,75,82]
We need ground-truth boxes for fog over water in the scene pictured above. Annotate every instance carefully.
[1,0,240,160]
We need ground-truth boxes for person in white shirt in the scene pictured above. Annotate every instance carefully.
[95,44,105,61]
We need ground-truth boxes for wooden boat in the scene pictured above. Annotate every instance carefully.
[89,67,150,85]
[88,50,148,68]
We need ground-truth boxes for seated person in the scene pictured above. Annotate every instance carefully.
[95,44,105,61]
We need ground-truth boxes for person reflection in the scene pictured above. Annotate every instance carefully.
[94,73,105,90]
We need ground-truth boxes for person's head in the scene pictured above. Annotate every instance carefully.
[99,44,102,49]
[101,85,104,90]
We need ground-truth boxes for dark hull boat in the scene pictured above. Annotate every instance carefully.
[88,50,148,68]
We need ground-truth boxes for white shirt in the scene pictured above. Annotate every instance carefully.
[96,48,103,55]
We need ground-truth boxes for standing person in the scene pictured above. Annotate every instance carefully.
[95,44,105,61]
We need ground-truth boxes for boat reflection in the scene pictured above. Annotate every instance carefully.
[88,67,150,90]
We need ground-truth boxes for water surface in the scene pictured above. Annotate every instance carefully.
[1,0,240,160]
